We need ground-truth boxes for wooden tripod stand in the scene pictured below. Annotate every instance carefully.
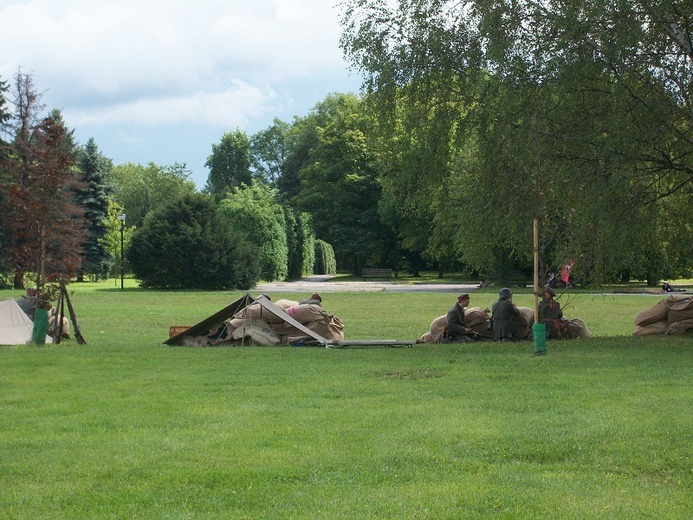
[53,282,86,345]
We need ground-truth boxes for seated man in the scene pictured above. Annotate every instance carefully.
[491,288,520,341]
[16,288,37,321]
[444,293,479,342]
[539,286,564,339]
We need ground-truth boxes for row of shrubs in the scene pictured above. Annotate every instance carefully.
[127,192,336,290]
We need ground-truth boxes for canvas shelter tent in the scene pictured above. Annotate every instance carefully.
[164,293,414,348]
[0,297,53,345]
[165,293,329,347]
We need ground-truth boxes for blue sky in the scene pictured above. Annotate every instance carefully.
[0,0,363,188]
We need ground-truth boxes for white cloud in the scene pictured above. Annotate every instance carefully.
[0,0,349,101]
[65,81,279,127]
[0,0,360,185]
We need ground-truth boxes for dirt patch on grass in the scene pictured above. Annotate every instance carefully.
[381,368,444,380]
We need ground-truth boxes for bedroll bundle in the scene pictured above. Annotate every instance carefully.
[633,295,693,335]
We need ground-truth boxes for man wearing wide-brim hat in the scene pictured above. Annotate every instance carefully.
[539,286,563,339]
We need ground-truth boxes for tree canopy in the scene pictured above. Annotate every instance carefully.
[339,0,693,283]
[111,161,196,228]
[205,129,253,197]
[4,3,693,288]
[293,94,389,272]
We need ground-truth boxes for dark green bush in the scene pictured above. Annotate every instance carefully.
[314,239,336,275]
[127,193,260,290]
[219,185,288,282]
[284,207,315,279]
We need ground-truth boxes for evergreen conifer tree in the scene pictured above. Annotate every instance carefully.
[75,138,114,280]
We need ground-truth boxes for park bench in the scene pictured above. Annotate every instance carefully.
[361,268,393,280]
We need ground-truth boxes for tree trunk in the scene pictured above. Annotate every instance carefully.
[13,271,25,290]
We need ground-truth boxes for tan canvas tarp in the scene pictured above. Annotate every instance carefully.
[634,300,670,326]
[165,294,338,347]
[633,295,693,335]
[565,319,592,338]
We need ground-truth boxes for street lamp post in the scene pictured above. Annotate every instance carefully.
[118,214,126,290]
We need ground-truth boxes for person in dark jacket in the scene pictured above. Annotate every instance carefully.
[445,293,479,342]
[16,288,37,321]
[491,288,520,341]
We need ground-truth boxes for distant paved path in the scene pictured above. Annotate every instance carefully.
[255,274,479,294]
[255,276,688,296]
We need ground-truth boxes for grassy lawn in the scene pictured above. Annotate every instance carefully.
[1,283,691,518]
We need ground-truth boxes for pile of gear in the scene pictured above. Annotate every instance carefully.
[634,294,693,335]
[179,295,345,347]
[417,287,591,344]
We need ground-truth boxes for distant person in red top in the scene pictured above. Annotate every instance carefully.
[561,260,575,287]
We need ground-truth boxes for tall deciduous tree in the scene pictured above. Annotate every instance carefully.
[0,76,12,280]
[314,239,337,275]
[293,93,391,273]
[75,137,114,280]
[283,205,315,279]
[251,118,290,187]
[0,71,87,297]
[340,0,693,283]
[276,111,326,204]
[111,161,196,228]
[205,129,253,197]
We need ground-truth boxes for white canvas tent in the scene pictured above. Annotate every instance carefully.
[165,294,330,347]
[0,297,52,345]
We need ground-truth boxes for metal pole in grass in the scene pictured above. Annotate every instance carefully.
[118,213,126,290]
[533,218,547,355]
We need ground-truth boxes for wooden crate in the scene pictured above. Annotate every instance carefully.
[169,326,192,338]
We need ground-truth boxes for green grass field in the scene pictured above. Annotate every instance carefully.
[1,282,691,518]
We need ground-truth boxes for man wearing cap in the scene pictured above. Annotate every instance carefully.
[444,293,479,342]
[539,286,563,339]
[299,293,323,306]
